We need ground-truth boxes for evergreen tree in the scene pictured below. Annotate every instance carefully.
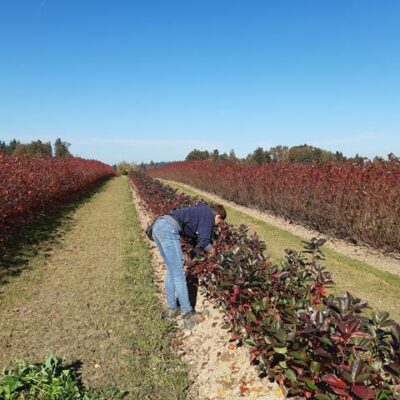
[54,138,72,157]
[6,139,19,155]
[211,149,220,162]
[228,148,237,162]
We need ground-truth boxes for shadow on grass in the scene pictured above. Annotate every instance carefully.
[0,177,114,287]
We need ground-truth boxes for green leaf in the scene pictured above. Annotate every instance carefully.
[1,376,24,393]
[291,350,307,361]
[246,311,257,323]
[310,361,321,374]
[285,369,297,382]
[319,336,333,346]
[275,328,288,344]
[273,347,288,354]
[305,378,317,391]
[245,338,256,346]
[279,361,288,369]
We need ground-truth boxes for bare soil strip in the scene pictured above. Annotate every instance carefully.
[131,183,284,400]
[0,177,188,399]
[160,179,400,321]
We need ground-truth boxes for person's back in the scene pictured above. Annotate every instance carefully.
[168,203,215,253]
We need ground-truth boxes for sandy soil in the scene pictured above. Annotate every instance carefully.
[131,184,285,400]
[165,180,400,278]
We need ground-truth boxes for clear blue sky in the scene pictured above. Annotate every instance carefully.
[1,0,399,164]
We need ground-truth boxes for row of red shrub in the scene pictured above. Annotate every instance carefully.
[149,159,400,253]
[0,154,116,243]
[130,171,400,400]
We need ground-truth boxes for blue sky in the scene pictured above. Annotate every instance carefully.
[1,0,399,164]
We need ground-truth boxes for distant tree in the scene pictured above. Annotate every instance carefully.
[54,138,72,157]
[288,144,336,163]
[228,148,237,162]
[28,140,53,157]
[211,149,220,162]
[138,162,147,171]
[387,153,400,162]
[349,153,367,164]
[219,152,229,162]
[116,161,135,175]
[12,143,29,156]
[0,141,6,153]
[6,139,19,155]
[247,147,271,165]
[269,145,289,162]
[335,151,346,162]
[185,149,210,161]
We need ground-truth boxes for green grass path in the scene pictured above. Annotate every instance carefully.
[162,179,400,321]
[0,176,189,399]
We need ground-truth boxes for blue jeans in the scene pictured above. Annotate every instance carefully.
[152,215,192,314]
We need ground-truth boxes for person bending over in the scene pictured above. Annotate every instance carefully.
[152,203,226,329]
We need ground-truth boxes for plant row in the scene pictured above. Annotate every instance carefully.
[130,171,400,400]
[148,159,400,253]
[0,154,116,244]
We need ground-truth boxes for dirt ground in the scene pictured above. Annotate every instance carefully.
[131,184,285,400]
[163,180,400,278]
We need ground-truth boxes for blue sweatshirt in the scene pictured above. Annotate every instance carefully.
[168,203,214,253]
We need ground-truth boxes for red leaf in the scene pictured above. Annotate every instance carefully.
[321,374,347,389]
[351,384,376,400]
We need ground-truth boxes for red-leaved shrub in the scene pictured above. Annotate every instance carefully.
[0,154,116,243]
[149,159,400,253]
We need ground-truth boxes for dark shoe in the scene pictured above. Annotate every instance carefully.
[183,310,206,330]
[167,307,181,319]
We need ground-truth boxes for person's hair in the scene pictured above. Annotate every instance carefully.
[212,204,227,220]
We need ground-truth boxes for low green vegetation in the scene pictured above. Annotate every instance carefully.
[162,179,400,321]
[0,355,125,400]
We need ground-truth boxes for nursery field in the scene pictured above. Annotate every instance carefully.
[161,178,400,322]
[0,177,189,399]
[2,165,399,399]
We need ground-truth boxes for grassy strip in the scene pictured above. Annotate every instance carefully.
[161,179,400,321]
[120,178,190,399]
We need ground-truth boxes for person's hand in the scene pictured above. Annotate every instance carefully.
[207,247,216,257]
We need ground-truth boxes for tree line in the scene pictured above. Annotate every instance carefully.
[186,144,348,164]
[0,138,72,158]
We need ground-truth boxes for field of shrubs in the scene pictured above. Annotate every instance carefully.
[149,158,400,253]
[0,154,116,244]
[131,170,400,400]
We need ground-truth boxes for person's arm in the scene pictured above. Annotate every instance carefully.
[194,211,214,255]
